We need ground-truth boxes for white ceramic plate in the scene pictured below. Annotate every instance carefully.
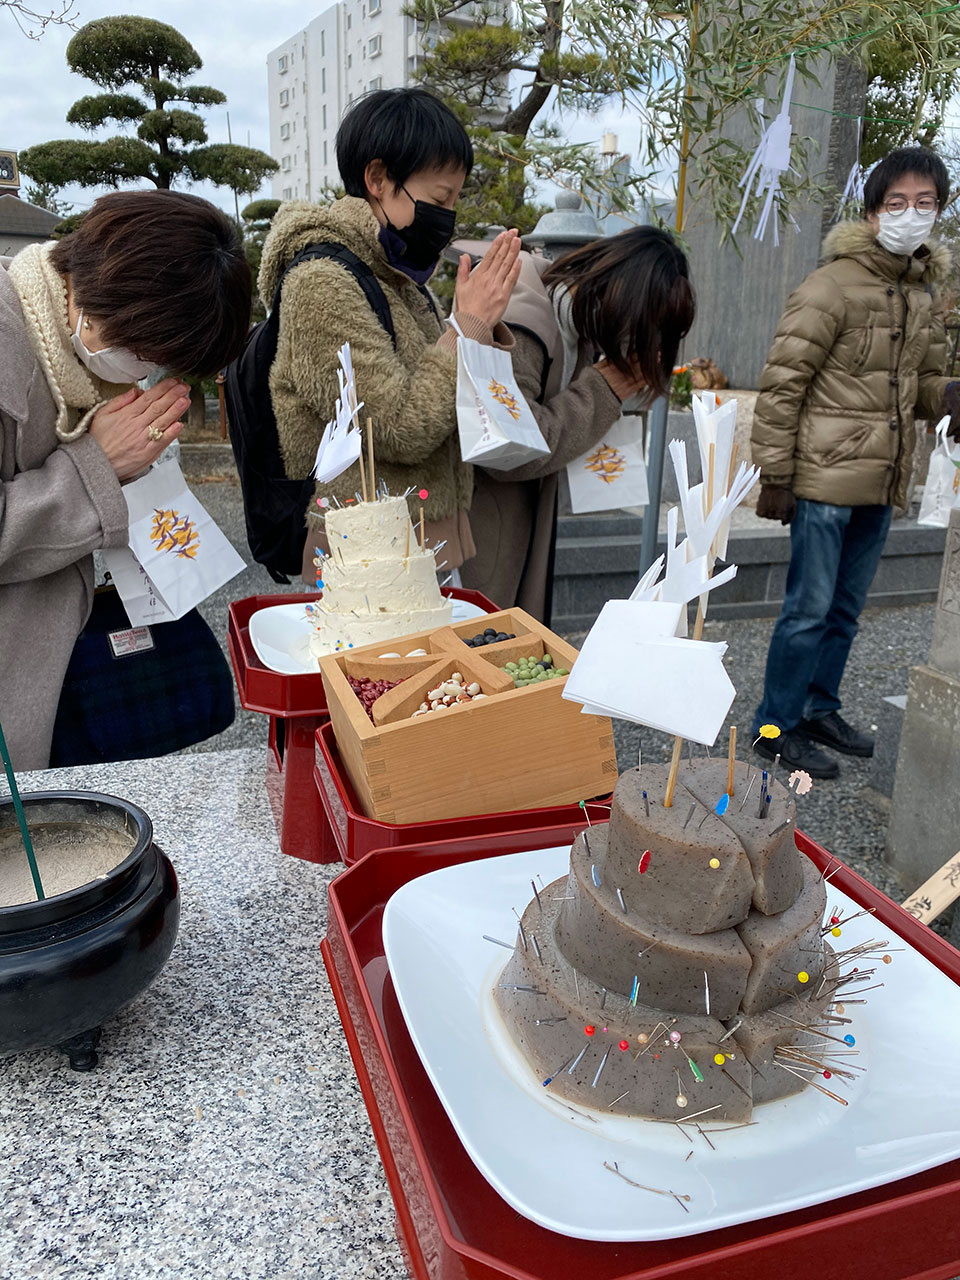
[383,845,960,1242]
[247,598,489,675]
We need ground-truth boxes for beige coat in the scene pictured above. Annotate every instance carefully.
[752,220,952,509]
[460,254,623,619]
[0,259,128,770]
[259,197,506,546]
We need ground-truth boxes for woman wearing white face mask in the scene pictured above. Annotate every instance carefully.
[0,189,251,769]
[748,147,956,781]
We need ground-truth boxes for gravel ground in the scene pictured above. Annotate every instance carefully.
[186,470,937,916]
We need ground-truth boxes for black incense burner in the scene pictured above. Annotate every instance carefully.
[0,791,179,1070]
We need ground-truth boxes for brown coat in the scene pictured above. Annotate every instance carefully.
[460,254,623,619]
[0,261,128,770]
[259,197,505,535]
[752,220,952,510]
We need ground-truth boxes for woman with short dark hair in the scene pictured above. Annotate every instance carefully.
[0,188,251,769]
[259,87,521,579]
[460,225,696,618]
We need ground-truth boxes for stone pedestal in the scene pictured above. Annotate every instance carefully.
[886,510,960,890]
[869,694,907,798]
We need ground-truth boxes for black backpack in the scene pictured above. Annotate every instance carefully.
[224,243,396,583]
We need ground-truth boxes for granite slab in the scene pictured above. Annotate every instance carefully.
[0,749,406,1280]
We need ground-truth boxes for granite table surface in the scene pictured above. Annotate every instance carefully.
[0,748,407,1280]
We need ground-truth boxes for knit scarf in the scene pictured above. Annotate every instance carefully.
[7,241,124,442]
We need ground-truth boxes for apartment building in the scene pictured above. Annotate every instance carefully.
[266,0,427,204]
[267,1,508,204]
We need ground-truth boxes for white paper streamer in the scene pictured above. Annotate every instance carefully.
[732,55,797,245]
[312,342,364,484]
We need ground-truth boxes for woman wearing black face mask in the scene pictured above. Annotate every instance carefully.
[258,88,521,581]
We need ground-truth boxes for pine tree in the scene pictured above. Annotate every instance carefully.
[18,16,277,196]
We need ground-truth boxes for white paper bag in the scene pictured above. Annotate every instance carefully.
[102,459,245,625]
[566,413,649,513]
[455,332,550,471]
[917,417,960,528]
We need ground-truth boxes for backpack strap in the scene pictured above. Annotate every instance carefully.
[271,242,397,348]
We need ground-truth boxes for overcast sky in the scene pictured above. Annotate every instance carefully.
[2,0,640,217]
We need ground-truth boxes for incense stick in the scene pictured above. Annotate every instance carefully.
[0,718,44,900]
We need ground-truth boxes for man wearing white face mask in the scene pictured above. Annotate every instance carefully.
[749,147,956,779]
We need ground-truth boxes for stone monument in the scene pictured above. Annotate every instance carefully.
[886,507,960,889]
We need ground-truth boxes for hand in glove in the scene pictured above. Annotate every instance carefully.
[939,381,960,440]
[756,484,797,525]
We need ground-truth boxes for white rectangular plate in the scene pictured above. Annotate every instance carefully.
[383,846,960,1241]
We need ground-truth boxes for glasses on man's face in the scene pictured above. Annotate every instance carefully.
[882,195,939,214]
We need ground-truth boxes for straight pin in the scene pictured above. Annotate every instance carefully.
[531,933,543,963]
[482,934,515,950]
[591,863,602,888]
[567,1045,589,1075]
[682,803,697,830]
[591,1046,611,1088]
[607,1090,631,1110]
[512,909,527,951]
[739,771,757,811]
[643,789,650,818]
[616,887,628,913]
[543,1052,578,1086]
[531,879,543,913]
[703,970,711,1016]
[535,1016,567,1025]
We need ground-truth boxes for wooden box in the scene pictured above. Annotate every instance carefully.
[318,608,617,825]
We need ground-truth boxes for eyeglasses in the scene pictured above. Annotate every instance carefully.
[882,195,939,214]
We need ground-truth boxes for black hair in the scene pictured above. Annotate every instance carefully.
[542,226,696,397]
[51,190,250,377]
[863,146,950,215]
[336,88,473,197]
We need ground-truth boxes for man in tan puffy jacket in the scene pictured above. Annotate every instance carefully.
[751,147,957,779]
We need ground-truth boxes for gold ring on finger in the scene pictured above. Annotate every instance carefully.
[148,425,164,442]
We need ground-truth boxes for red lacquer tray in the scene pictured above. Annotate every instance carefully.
[228,587,499,718]
[227,588,498,863]
[314,719,611,867]
[322,829,960,1280]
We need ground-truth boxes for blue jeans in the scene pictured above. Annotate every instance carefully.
[752,499,892,735]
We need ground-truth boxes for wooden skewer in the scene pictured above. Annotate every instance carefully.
[901,848,960,924]
[726,725,737,797]
[366,416,376,499]
[663,735,684,808]
[357,438,368,503]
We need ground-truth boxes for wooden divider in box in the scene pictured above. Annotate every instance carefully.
[318,608,617,825]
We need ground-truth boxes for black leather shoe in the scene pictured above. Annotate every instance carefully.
[799,712,874,758]
[754,729,840,780]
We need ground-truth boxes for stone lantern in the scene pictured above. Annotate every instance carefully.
[523,190,602,261]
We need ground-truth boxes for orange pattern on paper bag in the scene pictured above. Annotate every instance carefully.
[487,378,522,420]
[150,507,201,559]
[584,443,627,484]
